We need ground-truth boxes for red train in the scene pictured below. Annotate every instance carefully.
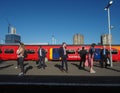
[0,44,120,62]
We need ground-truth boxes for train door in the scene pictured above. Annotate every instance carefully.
[51,48,80,61]
[94,48,101,61]
[52,48,60,60]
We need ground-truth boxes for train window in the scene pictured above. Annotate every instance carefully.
[111,49,118,54]
[66,50,75,54]
[4,49,14,54]
[0,49,2,53]
[26,49,35,54]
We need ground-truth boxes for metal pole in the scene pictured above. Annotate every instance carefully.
[107,8,113,67]
[52,35,54,45]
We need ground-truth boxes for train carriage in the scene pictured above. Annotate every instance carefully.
[0,44,120,62]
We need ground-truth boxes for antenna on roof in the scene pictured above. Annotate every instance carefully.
[6,18,11,34]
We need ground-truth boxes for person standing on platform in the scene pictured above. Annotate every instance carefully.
[59,42,68,73]
[16,42,25,76]
[15,48,20,69]
[100,45,109,68]
[38,46,46,69]
[88,43,96,73]
[79,46,87,69]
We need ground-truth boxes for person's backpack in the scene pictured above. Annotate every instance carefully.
[24,50,28,58]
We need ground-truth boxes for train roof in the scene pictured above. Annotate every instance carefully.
[0,43,120,46]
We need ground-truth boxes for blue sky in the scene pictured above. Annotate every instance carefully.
[0,0,120,44]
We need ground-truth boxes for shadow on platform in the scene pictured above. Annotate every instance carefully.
[0,64,14,70]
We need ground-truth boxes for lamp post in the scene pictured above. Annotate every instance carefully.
[104,1,113,67]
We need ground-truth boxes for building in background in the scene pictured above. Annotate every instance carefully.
[5,25,21,43]
[101,34,112,45]
[73,33,84,45]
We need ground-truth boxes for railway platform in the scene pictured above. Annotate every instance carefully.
[0,61,120,92]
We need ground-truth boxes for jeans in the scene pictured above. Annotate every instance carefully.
[39,56,45,68]
[61,56,68,71]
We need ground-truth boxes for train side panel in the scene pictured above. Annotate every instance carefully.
[0,45,18,61]
[111,46,120,62]
[0,45,120,62]
[24,45,38,61]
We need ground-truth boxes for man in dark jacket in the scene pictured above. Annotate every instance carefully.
[38,46,46,69]
[79,47,87,69]
[100,46,109,68]
[59,42,68,72]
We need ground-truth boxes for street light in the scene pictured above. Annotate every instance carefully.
[104,1,113,67]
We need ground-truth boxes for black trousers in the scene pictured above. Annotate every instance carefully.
[18,57,24,73]
[17,58,20,67]
[79,57,86,68]
[61,56,68,71]
[39,56,45,68]
[101,55,107,68]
